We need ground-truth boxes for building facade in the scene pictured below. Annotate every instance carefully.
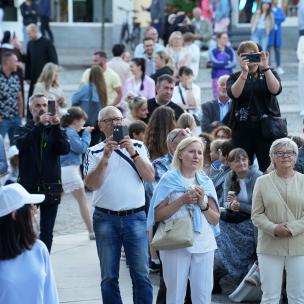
[1,0,299,49]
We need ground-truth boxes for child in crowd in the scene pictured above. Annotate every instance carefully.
[128,120,147,142]
[177,112,198,135]
[5,145,19,185]
[60,107,95,240]
[210,139,225,174]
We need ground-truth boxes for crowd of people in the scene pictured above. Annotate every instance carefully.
[0,1,304,304]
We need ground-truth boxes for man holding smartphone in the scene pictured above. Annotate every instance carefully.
[84,106,154,304]
[14,94,70,252]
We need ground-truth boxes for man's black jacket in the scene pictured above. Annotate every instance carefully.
[15,121,70,197]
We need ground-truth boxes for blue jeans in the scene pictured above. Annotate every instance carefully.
[93,209,153,304]
[0,116,21,146]
[251,28,269,52]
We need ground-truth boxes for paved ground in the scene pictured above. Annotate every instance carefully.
[48,47,300,303]
[53,194,252,304]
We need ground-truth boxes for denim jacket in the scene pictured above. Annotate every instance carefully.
[60,128,91,167]
[0,135,8,175]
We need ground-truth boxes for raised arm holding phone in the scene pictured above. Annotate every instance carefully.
[83,105,154,303]
[226,40,283,172]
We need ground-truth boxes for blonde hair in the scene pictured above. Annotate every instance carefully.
[172,137,205,171]
[168,31,183,47]
[37,62,59,90]
[128,95,147,112]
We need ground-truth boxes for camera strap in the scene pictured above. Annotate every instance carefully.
[114,150,143,182]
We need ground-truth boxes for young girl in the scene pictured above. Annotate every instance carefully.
[60,107,95,240]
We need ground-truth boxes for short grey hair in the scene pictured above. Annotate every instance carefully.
[29,94,47,107]
[98,106,122,122]
[26,23,39,33]
[217,74,229,86]
[269,137,299,160]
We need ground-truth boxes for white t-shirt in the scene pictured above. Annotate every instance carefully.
[83,140,150,210]
[171,83,202,110]
[164,176,217,254]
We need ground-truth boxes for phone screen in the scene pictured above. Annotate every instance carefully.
[48,100,56,115]
[244,53,260,63]
[112,125,128,143]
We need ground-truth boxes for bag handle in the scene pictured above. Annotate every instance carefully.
[269,175,296,221]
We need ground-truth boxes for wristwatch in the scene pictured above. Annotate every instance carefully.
[201,203,209,212]
[131,151,139,160]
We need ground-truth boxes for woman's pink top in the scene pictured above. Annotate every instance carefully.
[124,75,156,100]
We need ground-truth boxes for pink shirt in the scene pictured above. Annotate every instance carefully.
[123,75,156,100]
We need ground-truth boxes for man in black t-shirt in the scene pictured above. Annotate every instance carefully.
[147,74,184,123]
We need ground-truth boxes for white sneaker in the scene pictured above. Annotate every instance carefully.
[277,66,284,75]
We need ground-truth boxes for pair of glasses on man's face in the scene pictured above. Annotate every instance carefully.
[274,151,296,158]
[100,117,123,124]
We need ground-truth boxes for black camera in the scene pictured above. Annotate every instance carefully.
[235,107,249,122]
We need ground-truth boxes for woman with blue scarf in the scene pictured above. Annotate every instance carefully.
[148,137,220,304]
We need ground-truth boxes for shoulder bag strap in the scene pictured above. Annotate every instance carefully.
[114,149,143,182]
[268,175,296,221]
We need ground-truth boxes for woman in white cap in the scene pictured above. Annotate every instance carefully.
[0,183,59,304]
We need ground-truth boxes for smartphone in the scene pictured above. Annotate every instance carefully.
[48,100,56,115]
[244,53,260,63]
[112,125,129,143]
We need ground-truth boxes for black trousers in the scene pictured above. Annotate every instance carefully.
[40,15,54,42]
[232,122,272,172]
[39,203,59,252]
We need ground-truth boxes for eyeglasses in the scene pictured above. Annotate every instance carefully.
[100,117,123,124]
[274,151,296,158]
[170,128,191,143]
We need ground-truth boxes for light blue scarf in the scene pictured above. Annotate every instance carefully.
[147,169,220,236]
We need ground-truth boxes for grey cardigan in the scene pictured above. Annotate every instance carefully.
[223,166,262,214]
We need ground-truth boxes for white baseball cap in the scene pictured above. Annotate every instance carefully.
[0,183,45,217]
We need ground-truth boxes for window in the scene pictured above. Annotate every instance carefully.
[73,0,112,22]
[3,4,17,21]
[50,0,113,23]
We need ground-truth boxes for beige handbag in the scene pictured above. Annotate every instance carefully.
[151,209,194,251]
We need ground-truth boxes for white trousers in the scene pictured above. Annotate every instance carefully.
[160,249,214,304]
[258,254,304,304]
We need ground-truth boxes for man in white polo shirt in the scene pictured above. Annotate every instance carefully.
[83,106,154,304]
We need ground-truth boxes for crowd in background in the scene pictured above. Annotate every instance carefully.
[1,0,304,304]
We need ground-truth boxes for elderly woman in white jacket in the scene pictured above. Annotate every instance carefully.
[252,137,304,304]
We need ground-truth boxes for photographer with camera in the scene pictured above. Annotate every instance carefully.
[226,40,282,172]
